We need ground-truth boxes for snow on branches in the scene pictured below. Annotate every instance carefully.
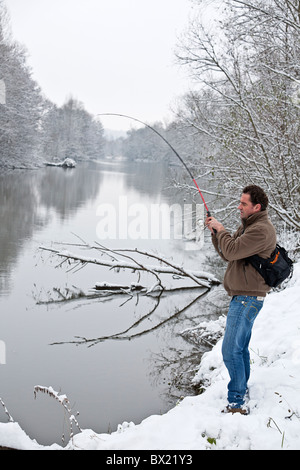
[39,242,220,298]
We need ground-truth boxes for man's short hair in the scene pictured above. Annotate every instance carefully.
[242,185,269,211]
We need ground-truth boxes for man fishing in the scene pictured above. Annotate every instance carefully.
[206,185,277,415]
[99,116,278,415]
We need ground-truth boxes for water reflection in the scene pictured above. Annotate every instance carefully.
[0,160,224,447]
[37,165,102,220]
[0,161,168,297]
[0,167,96,295]
[49,288,209,347]
[0,171,47,295]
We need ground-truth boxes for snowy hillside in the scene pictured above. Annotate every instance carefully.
[1,262,299,450]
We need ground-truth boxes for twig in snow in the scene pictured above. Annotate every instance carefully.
[34,386,81,443]
[0,397,14,423]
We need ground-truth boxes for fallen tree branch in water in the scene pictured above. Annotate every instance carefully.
[35,284,209,307]
[39,243,220,291]
[38,241,223,349]
[50,288,209,347]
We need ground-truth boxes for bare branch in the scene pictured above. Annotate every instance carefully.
[39,244,220,289]
[50,289,210,347]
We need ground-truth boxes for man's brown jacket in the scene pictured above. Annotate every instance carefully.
[212,211,277,297]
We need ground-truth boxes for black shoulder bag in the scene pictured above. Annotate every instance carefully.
[246,244,293,288]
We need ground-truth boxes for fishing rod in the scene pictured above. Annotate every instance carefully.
[97,113,213,218]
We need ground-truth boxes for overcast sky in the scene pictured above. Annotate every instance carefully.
[6,0,196,131]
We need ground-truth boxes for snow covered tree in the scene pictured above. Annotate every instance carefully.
[42,97,105,162]
[121,122,174,162]
[176,0,300,230]
[1,3,104,168]
[0,1,45,168]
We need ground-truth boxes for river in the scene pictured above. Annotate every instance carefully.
[0,159,223,446]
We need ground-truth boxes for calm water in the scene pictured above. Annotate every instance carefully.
[0,160,220,446]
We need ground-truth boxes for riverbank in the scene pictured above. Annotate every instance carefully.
[1,261,299,450]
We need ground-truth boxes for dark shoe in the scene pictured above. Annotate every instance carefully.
[222,405,249,415]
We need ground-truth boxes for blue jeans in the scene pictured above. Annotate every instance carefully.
[222,295,264,408]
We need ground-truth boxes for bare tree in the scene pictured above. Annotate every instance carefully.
[176,0,300,231]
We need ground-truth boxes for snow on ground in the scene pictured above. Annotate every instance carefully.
[1,262,300,450]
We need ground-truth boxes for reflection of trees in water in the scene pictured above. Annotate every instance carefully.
[49,288,209,347]
[114,160,169,198]
[93,160,167,198]
[0,170,47,294]
[37,163,103,220]
[45,275,228,406]
[1,161,226,407]
[148,287,229,405]
[39,225,226,406]
[0,160,182,295]
[0,163,104,294]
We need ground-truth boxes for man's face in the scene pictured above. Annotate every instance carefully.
[238,193,261,220]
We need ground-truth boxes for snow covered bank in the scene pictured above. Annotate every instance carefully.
[1,262,299,450]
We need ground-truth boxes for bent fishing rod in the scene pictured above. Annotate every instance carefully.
[97,113,214,219]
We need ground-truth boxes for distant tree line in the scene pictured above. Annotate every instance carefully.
[42,97,104,163]
[0,1,105,169]
[105,123,181,163]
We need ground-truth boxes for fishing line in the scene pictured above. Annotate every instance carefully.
[97,113,212,217]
